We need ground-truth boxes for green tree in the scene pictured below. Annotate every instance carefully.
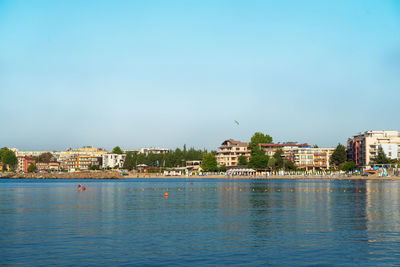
[238,155,248,166]
[27,163,36,173]
[123,151,137,170]
[88,164,100,170]
[339,161,356,172]
[273,149,285,169]
[112,146,123,154]
[38,152,54,163]
[219,165,227,172]
[267,157,276,169]
[249,132,273,154]
[284,159,297,171]
[0,148,17,170]
[248,150,269,169]
[120,146,206,170]
[201,153,218,171]
[331,143,347,168]
[373,146,391,164]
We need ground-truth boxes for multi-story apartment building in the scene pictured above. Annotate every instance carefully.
[55,146,107,163]
[259,143,334,170]
[259,142,310,159]
[347,130,400,167]
[17,156,36,173]
[293,147,335,170]
[102,154,126,169]
[66,156,102,171]
[216,139,250,167]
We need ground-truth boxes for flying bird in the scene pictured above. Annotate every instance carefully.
[234,120,240,125]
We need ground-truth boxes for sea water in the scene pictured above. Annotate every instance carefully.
[1,178,400,266]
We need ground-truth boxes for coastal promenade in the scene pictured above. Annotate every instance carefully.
[125,174,399,180]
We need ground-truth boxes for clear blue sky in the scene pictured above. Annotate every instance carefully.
[1,0,399,151]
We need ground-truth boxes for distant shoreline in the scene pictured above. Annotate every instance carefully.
[1,173,399,180]
[2,171,123,179]
[124,175,399,180]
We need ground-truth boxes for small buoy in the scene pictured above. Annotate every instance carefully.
[190,182,193,185]
[164,192,168,197]
[77,184,81,188]
[82,186,86,191]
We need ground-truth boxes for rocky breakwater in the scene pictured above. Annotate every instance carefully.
[8,171,124,179]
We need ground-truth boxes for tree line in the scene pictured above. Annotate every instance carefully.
[123,145,208,170]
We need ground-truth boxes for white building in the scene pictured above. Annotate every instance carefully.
[380,144,399,160]
[102,154,126,169]
[139,147,169,155]
[16,150,52,157]
[347,130,400,167]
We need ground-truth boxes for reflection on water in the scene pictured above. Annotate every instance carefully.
[2,179,400,265]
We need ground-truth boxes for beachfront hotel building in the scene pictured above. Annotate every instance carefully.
[66,155,103,171]
[102,154,126,169]
[293,147,335,170]
[216,139,251,167]
[347,130,400,167]
[259,143,334,170]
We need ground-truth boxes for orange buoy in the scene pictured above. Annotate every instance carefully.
[190,182,193,185]
[164,192,168,197]
[82,186,86,191]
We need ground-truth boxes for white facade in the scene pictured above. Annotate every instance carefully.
[380,144,399,160]
[102,154,126,169]
[347,130,400,166]
[16,150,51,157]
[293,147,335,169]
[139,147,169,155]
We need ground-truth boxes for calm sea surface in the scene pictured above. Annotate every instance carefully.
[1,178,400,266]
